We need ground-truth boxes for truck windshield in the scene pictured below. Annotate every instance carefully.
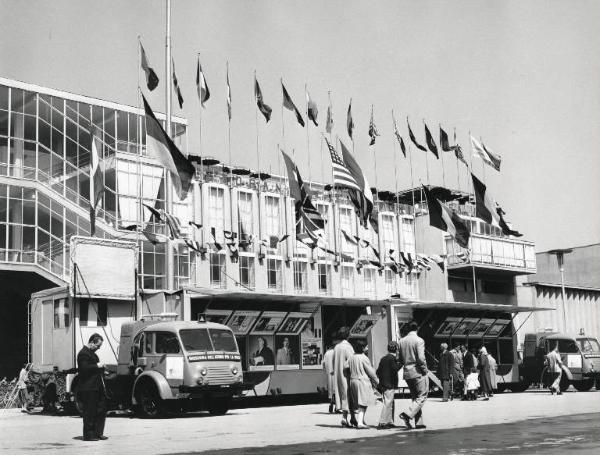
[554,339,579,354]
[180,329,212,352]
[578,338,600,353]
[209,329,237,352]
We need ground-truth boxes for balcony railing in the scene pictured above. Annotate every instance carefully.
[446,233,536,273]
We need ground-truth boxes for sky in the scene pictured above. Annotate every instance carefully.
[1,0,599,252]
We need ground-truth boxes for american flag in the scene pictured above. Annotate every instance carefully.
[325,137,360,191]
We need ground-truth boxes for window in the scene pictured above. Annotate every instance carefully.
[53,298,70,329]
[155,332,181,354]
[238,191,254,242]
[79,300,107,327]
[400,217,415,255]
[339,207,355,257]
[316,203,331,258]
[267,258,282,291]
[293,261,308,294]
[363,268,376,298]
[341,266,354,296]
[385,269,396,295]
[210,253,226,288]
[482,279,514,295]
[403,273,417,298]
[381,214,396,254]
[239,255,255,290]
[264,195,280,238]
[209,329,238,352]
[180,329,212,351]
[318,263,331,295]
[209,186,225,243]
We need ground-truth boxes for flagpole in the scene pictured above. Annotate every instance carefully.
[305,84,311,189]
[280,78,286,154]
[392,110,400,211]
[254,71,263,258]
[227,61,232,173]
[137,36,144,230]
[328,91,333,144]
[439,123,446,188]
[164,0,175,290]
[198,54,204,183]
[422,119,430,184]
[468,130,477,304]
[371,105,379,202]
[454,127,461,191]
[408,144,415,210]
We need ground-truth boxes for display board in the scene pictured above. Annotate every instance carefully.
[470,318,496,338]
[453,318,479,337]
[251,311,286,335]
[485,319,511,337]
[248,335,275,371]
[228,311,261,335]
[301,309,323,369]
[434,317,463,337]
[349,315,380,338]
[70,236,138,299]
[278,312,312,335]
[204,310,233,325]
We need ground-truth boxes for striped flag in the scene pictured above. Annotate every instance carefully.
[339,139,374,227]
[326,99,333,133]
[196,56,210,107]
[226,62,231,120]
[470,135,501,171]
[368,106,380,146]
[325,137,360,191]
[89,134,105,236]
[140,41,159,91]
[172,59,184,109]
[164,211,182,239]
[143,95,194,200]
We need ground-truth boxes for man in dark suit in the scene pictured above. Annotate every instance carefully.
[77,333,108,441]
[376,341,401,429]
[438,343,455,402]
[398,321,429,430]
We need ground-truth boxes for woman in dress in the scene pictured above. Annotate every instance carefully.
[348,339,379,429]
[487,351,498,396]
[478,347,493,400]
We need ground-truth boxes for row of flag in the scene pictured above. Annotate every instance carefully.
[140,41,501,174]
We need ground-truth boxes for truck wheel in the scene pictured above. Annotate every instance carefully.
[573,379,594,392]
[136,382,165,418]
[509,380,530,393]
[207,397,230,415]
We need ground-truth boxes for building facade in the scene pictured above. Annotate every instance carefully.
[0,77,537,377]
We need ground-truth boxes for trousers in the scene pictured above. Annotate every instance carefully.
[79,390,107,439]
[405,376,429,426]
[378,388,395,424]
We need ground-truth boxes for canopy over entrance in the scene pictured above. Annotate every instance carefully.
[389,299,554,314]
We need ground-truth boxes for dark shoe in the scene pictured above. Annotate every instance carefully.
[386,423,397,428]
[329,403,334,413]
[415,424,427,429]
[97,436,108,440]
[441,399,448,402]
[557,391,563,395]
[84,437,99,442]
[341,419,350,428]
[399,412,413,429]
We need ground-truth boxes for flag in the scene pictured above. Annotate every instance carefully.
[210,227,223,252]
[422,185,470,248]
[140,41,159,91]
[89,134,105,236]
[470,135,501,171]
[400,251,413,273]
[255,76,272,122]
[347,98,354,140]
[143,202,164,221]
[189,221,203,229]
[439,126,453,152]
[143,95,195,200]
[424,123,439,159]
[196,56,210,108]
[471,172,499,225]
[340,139,374,227]
[164,211,182,239]
[281,150,325,241]
[341,229,358,246]
[142,229,167,245]
[281,82,305,127]
[368,107,380,146]
[184,239,203,253]
[407,119,427,151]
[306,89,318,126]
[172,59,184,109]
[497,209,523,237]
[226,63,232,120]
[325,137,360,191]
[392,114,406,157]
[326,100,333,133]
[454,145,468,166]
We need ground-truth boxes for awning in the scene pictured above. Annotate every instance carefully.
[389,299,554,314]
[184,287,392,308]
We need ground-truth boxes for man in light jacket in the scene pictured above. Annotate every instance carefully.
[398,321,429,429]
[546,343,564,395]
[333,327,356,427]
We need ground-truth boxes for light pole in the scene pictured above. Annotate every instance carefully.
[548,248,573,333]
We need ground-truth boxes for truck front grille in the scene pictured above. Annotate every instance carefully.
[207,365,234,385]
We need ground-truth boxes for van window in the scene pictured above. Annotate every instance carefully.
[579,338,600,353]
[550,339,579,354]
[209,329,237,352]
[180,329,212,351]
[155,332,181,354]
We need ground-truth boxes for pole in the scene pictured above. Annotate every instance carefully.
[227,61,232,172]
[439,124,446,188]
[305,84,311,189]
[454,128,461,191]
[558,253,568,332]
[472,264,477,304]
[165,0,174,290]
[371,105,378,202]
[392,110,399,212]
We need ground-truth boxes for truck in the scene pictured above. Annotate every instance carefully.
[521,332,600,392]
[71,315,246,418]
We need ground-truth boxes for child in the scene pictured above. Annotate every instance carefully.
[465,367,480,401]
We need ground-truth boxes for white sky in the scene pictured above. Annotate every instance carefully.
[1,0,599,251]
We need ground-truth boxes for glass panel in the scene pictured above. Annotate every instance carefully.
[0,85,8,111]
[209,329,237,352]
[23,91,36,116]
[179,328,212,351]
[155,332,181,354]
[10,88,23,113]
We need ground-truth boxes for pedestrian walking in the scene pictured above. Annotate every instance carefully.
[487,351,498,396]
[322,342,337,413]
[347,339,379,429]
[478,347,492,400]
[376,341,401,429]
[333,327,356,427]
[16,363,31,413]
[545,343,564,395]
[438,343,454,402]
[76,333,108,441]
[398,321,429,430]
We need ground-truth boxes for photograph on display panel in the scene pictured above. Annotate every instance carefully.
[349,315,379,338]
[278,312,312,335]
[228,311,261,336]
[248,335,275,371]
[251,311,286,335]
[203,309,233,326]
[300,309,322,369]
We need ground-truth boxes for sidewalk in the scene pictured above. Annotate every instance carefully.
[1,389,599,454]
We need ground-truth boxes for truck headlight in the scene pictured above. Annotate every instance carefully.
[200,368,208,376]
[231,367,238,375]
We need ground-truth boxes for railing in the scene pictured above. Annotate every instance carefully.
[446,233,536,272]
[0,248,67,282]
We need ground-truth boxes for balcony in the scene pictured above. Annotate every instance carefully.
[446,233,536,275]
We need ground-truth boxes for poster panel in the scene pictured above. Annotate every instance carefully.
[248,335,275,371]
[349,315,379,338]
[453,317,479,337]
[228,311,261,336]
[470,318,496,338]
[278,312,312,335]
[251,311,287,335]
[301,308,322,369]
[434,317,463,337]
[204,309,233,325]
[274,335,300,370]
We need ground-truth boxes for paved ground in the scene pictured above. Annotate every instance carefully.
[1,389,599,454]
